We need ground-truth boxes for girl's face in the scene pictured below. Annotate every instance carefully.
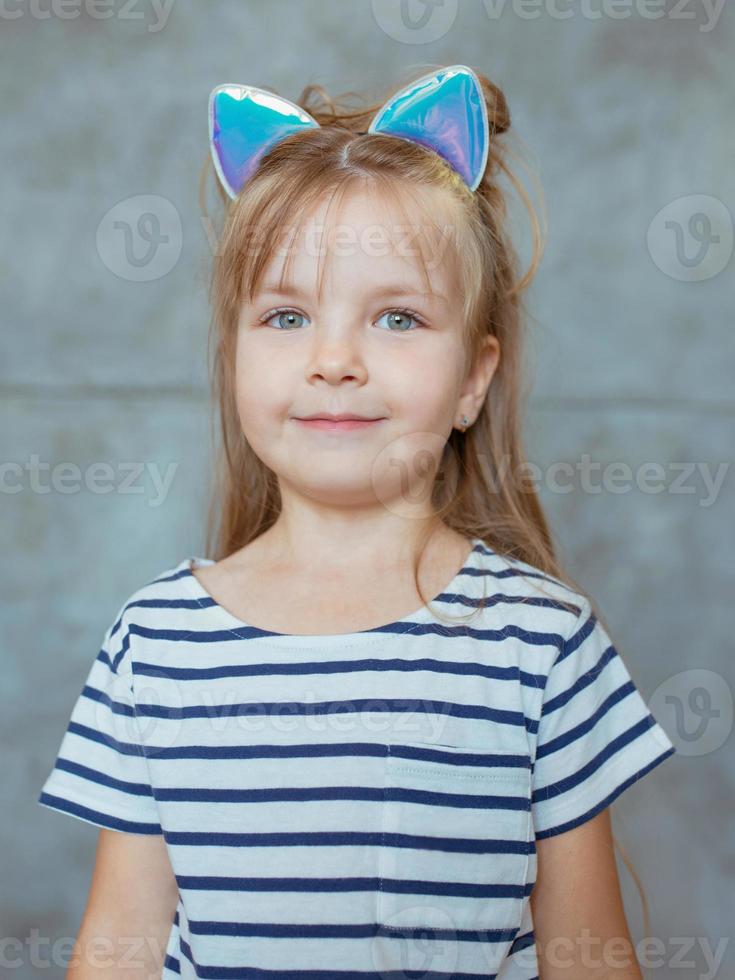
[235,184,498,515]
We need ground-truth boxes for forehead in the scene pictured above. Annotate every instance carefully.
[253,180,461,304]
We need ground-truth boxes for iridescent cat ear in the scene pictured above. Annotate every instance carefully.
[208,65,489,199]
[208,84,321,199]
[368,64,489,192]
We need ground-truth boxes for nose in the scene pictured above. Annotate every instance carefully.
[305,325,368,385]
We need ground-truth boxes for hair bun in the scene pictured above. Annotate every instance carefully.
[478,75,511,137]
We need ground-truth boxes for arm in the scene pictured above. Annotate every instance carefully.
[66,830,179,979]
[530,807,643,980]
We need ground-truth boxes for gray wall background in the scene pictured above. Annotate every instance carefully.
[3,0,732,976]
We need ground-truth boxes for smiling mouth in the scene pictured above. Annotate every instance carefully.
[294,414,385,421]
[292,417,386,431]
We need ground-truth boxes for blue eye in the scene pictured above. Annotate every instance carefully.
[261,308,309,330]
[258,307,425,331]
[376,308,424,332]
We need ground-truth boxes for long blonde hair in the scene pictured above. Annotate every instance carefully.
[198,64,653,959]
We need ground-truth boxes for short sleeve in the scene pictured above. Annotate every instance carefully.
[37,607,162,835]
[531,597,676,840]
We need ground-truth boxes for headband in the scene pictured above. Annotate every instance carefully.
[208,64,489,200]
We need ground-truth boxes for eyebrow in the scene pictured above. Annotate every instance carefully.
[256,282,448,305]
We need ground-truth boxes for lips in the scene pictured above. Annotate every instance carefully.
[295,413,383,422]
[292,416,386,432]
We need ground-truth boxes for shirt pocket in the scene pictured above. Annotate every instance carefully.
[376,740,532,941]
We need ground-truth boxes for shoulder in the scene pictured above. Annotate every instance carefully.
[102,556,203,675]
[472,539,591,642]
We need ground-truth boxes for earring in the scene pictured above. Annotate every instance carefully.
[458,414,470,432]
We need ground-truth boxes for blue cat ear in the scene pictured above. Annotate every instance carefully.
[209,84,321,199]
[368,65,489,192]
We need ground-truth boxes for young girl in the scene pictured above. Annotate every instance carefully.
[39,65,676,979]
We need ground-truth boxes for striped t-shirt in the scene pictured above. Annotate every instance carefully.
[38,537,676,979]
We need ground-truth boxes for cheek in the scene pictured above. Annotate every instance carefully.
[234,340,290,432]
[385,350,463,421]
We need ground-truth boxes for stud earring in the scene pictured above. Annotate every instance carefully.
[458,414,470,432]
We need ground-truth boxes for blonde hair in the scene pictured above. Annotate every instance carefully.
[198,64,653,961]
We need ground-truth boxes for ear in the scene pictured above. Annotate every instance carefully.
[457,334,501,422]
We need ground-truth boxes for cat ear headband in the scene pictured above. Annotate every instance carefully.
[208,64,490,200]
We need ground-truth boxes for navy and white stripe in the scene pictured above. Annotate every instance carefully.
[38,538,676,978]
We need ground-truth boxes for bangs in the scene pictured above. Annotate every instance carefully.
[236,172,474,323]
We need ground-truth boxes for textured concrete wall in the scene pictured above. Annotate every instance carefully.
[4,0,732,975]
